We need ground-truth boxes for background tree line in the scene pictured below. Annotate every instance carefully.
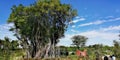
[0,37,20,60]
[0,37,19,50]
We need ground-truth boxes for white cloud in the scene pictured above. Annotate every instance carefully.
[108,17,120,22]
[0,31,16,40]
[72,18,85,23]
[70,16,86,24]
[57,34,74,46]
[0,23,16,40]
[106,16,114,18]
[72,19,81,23]
[0,24,9,30]
[115,17,120,20]
[58,30,119,46]
[71,25,76,28]
[79,20,106,27]
[102,25,120,31]
[0,23,14,30]
[79,17,120,27]
[70,29,79,33]
[75,16,80,19]
[80,30,118,40]
[80,31,118,46]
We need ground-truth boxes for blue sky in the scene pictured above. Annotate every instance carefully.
[0,0,120,46]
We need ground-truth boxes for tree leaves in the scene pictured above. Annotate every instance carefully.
[8,0,77,58]
[71,35,88,49]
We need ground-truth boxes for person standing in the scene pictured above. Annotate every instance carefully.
[109,55,112,60]
[112,55,116,60]
[104,56,108,60]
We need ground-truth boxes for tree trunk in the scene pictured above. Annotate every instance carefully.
[44,42,51,58]
[51,43,55,58]
[34,41,51,59]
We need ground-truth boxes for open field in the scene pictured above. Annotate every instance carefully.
[1,49,120,60]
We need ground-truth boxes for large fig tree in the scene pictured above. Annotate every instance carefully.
[8,0,77,59]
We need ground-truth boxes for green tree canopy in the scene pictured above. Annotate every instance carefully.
[113,40,120,58]
[8,0,77,58]
[71,35,88,49]
[0,37,19,50]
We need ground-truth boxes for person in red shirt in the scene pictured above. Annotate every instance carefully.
[76,49,81,56]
